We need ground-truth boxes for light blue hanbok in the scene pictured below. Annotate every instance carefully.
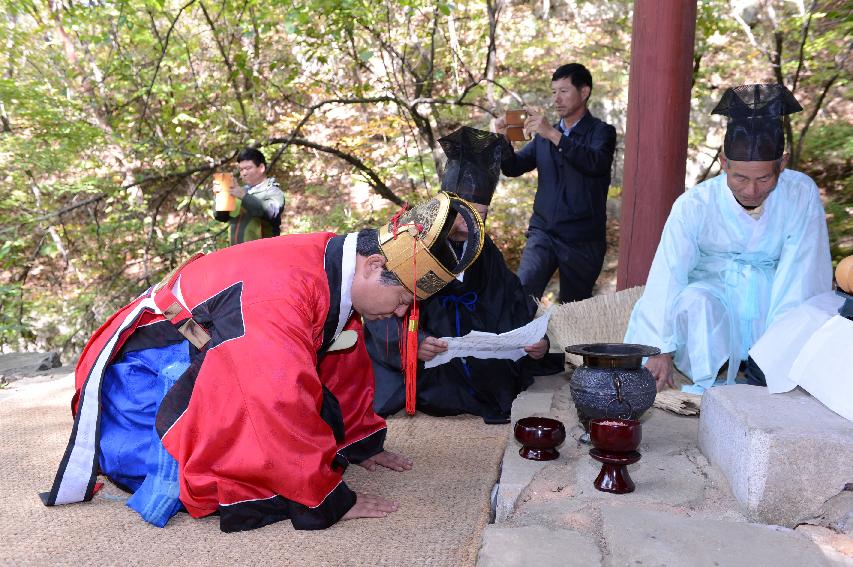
[624,169,832,392]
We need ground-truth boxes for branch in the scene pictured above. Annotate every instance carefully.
[199,1,250,127]
[269,136,403,206]
[420,7,440,100]
[176,171,214,237]
[732,11,775,61]
[410,95,493,115]
[771,30,785,83]
[357,20,422,86]
[792,0,819,94]
[138,0,197,129]
[0,159,227,234]
[692,53,702,88]
[146,7,166,49]
[697,145,722,183]
[269,96,400,169]
[25,171,75,274]
[0,101,11,132]
[415,78,523,116]
[1,194,107,231]
[793,72,840,166]
[484,0,504,105]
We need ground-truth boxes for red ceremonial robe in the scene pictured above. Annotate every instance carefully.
[44,233,387,531]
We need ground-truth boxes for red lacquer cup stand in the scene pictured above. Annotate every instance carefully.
[589,418,642,494]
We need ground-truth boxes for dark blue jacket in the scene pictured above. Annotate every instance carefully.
[501,111,616,242]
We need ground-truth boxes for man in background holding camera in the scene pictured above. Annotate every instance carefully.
[496,63,616,305]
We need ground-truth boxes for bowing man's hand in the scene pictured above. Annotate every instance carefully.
[418,336,448,362]
[524,338,549,360]
[357,450,413,472]
[645,353,675,392]
[342,493,399,520]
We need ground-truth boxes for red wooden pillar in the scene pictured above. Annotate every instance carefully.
[617,0,698,290]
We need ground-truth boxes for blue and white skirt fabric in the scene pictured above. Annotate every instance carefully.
[99,340,190,527]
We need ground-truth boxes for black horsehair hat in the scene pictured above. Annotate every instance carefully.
[711,84,803,162]
[438,127,506,206]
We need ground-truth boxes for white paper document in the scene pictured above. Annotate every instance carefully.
[788,314,853,422]
[750,291,853,422]
[750,292,843,393]
[424,306,554,369]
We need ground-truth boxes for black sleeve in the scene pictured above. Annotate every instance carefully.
[337,427,387,464]
[288,483,357,530]
[217,482,357,532]
[500,136,538,177]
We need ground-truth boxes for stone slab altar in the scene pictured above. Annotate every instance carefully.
[699,384,853,527]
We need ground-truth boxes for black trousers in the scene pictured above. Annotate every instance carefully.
[743,356,767,387]
[517,227,606,303]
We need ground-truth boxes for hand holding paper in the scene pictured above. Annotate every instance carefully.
[424,307,554,369]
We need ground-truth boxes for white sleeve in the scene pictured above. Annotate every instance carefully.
[766,176,832,326]
[624,196,701,353]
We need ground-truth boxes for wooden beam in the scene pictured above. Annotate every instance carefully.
[617,0,698,289]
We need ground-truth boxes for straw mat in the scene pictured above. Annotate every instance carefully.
[547,286,695,402]
[1,374,506,566]
[548,285,646,366]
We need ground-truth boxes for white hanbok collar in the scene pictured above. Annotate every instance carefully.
[336,232,358,338]
[454,240,468,282]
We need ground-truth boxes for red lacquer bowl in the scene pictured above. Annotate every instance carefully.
[513,417,566,461]
[589,418,642,453]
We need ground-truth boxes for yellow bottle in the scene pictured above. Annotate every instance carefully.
[213,172,236,212]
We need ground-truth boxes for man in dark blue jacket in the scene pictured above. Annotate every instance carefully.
[497,63,617,303]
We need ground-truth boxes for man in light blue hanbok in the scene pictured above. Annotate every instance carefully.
[624,84,832,394]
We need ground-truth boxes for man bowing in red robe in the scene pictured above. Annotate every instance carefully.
[42,192,485,532]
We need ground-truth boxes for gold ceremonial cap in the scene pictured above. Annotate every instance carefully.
[378,192,485,300]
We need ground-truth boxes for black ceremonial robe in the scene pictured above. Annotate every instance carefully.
[365,236,536,423]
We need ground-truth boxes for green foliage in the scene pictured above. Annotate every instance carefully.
[801,123,853,169]
[0,0,848,355]
[0,282,30,347]
[799,122,853,263]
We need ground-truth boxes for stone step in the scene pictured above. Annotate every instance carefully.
[495,387,558,523]
[602,506,833,567]
[477,526,601,567]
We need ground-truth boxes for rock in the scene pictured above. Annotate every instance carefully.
[794,524,853,565]
[699,385,853,527]
[0,352,61,379]
[800,488,853,535]
[477,525,601,567]
[601,506,833,567]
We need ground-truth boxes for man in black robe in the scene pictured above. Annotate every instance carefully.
[365,127,548,424]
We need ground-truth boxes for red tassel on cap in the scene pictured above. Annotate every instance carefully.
[404,301,419,415]
[388,205,422,416]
